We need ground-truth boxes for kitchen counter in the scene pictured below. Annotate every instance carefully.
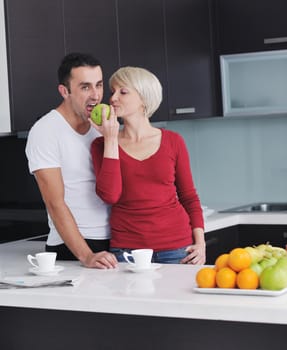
[204,210,287,232]
[0,238,287,325]
[1,235,287,349]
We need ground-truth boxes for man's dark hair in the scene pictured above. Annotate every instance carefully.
[57,52,102,88]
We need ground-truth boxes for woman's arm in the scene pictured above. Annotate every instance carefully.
[90,107,122,203]
[173,134,205,265]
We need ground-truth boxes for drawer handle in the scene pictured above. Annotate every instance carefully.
[205,237,219,247]
[283,232,287,239]
[264,37,287,44]
[175,107,196,115]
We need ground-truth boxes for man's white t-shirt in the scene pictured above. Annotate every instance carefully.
[25,109,110,245]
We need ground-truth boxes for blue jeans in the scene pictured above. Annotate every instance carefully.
[110,246,189,264]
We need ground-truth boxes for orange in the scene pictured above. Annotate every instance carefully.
[228,248,252,272]
[236,268,259,290]
[215,267,237,288]
[215,253,229,271]
[196,267,217,288]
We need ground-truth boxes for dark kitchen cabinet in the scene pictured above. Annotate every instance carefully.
[117,0,217,121]
[205,226,239,264]
[5,0,65,132]
[205,224,287,265]
[4,0,218,131]
[165,0,217,120]
[215,0,287,54]
[117,0,169,122]
[5,0,119,132]
[238,225,287,249]
[64,0,119,105]
[0,220,49,243]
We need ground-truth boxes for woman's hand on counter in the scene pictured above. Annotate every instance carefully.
[181,228,206,265]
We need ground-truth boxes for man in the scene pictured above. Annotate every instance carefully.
[25,53,117,269]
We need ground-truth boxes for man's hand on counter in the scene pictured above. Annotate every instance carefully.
[81,251,118,269]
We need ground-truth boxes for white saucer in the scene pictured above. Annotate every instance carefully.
[125,263,161,273]
[29,265,64,276]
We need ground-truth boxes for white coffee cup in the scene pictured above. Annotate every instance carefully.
[27,252,57,272]
[123,249,153,269]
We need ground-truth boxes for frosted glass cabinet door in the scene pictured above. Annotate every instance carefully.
[220,49,287,116]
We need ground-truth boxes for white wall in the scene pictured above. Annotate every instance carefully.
[0,0,11,133]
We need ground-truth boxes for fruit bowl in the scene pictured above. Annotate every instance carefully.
[193,286,287,297]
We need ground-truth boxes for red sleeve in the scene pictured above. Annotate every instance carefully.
[173,133,204,229]
[91,137,122,204]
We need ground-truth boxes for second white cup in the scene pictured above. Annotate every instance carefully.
[123,249,153,269]
[27,252,57,272]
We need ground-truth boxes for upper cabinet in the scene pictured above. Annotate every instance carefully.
[63,0,119,105]
[5,0,65,132]
[215,0,287,54]
[4,0,218,132]
[165,0,217,120]
[117,0,169,122]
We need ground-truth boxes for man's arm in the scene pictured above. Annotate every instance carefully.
[34,168,117,269]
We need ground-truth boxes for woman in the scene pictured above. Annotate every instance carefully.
[90,66,205,264]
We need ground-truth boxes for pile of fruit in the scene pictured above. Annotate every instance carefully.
[196,243,287,290]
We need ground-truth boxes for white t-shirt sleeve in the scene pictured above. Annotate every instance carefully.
[25,117,61,173]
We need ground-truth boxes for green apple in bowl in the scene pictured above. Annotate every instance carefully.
[260,258,287,290]
[275,256,287,269]
[91,104,111,126]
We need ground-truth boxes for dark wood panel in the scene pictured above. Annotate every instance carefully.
[64,0,119,104]
[239,224,287,248]
[205,225,239,264]
[117,0,168,122]
[216,0,287,54]
[5,0,65,131]
[0,306,286,350]
[165,0,217,119]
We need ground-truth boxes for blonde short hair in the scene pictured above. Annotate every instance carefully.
[109,66,162,118]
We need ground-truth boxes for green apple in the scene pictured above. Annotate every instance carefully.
[244,246,263,263]
[250,262,263,277]
[91,104,111,126]
[260,262,287,290]
[275,256,287,269]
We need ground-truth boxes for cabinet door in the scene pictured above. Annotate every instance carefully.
[205,226,239,264]
[216,0,287,54]
[5,0,65,132]
[0,221,49,243]
[165,0,217,120]
[239,225,287,249]
[64,0,119,104]
[117,0,168,122]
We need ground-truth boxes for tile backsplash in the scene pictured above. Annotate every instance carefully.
[166,114,287,209]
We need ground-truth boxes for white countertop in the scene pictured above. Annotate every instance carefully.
[1,227,287,325]
[204,210,287,232]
